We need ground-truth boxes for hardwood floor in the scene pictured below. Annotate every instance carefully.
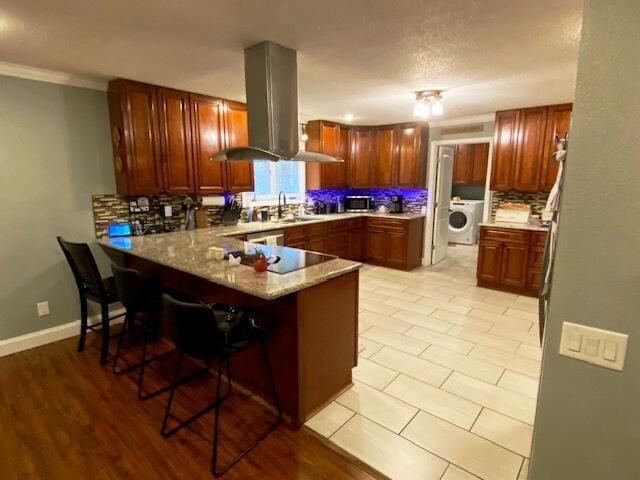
[0,333,379,480]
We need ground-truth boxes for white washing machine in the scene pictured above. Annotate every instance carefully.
[448,200,485,245]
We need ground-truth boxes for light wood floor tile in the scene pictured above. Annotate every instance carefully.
[365,277,412,291]
[382,298,436,317]
[467,309,533,331]
[518,459,529,480]
[451,297,508,314]
[504,308,538,322]
[470,345,541,378]
[359,281,378,292]
[358,289,395,304]
[331,415,448,480]
[448,326,520,353]
[360,300,401,317]
[489,324,540,346]
[370,347,451,387]
[358,320,372,334]
[336,382,417,433]
[352,357,399,390]
[516,343,543,361]
[392,309,453,333]
[405,287,455,302]
[371,287,421,302]
[442,465,481,480]
[442,372,536,425]
[404,326,475,354]
[358,337,384,359]
[385,375,481,430]
[361,326,430,356]
[498,370,539,400]
[359,310,412,334]
[402,411,523,480]
[472,409,533,457]
[439,286,488,301]
[430,310,493,332]
[417,297,471,315]
[305,402,354,438]
[420,345,504,384]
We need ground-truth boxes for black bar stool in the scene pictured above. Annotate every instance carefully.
[57,237,124,364]
[160,293,282,477]
[110,264,177,399]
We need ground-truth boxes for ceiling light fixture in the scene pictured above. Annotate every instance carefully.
[413,90,444,118]
[343,113,356,121]
[300,123,308,142]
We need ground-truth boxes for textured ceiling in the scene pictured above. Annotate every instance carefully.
[0,0,583,124]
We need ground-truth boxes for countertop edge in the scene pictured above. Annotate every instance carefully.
[479,222,549,232]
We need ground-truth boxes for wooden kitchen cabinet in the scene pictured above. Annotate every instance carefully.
[108,79,253,196]
[491,103,572,193]
[350,127,375,188]
[470,143,489,185]
[396,123,426,188]
[364,217,424,270]
[477,226,547,296]
[453,143,489,186]
[305,121,349,189]
[373,125,396,187]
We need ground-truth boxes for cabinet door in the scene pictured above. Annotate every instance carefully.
[540,104,572,192]
[350,128,375,187]
[365,228,387,262]
[387,231,407,267]
[470,143,489,185]
[306,237,326,254]
[500,243,529,288]
[453,144,473,185]
[335,126,350,187]
[157,87,194,194]
[396,123,424,188]
[190,94,227,194]
[477,241,503,283]
[122,81,163,195]
[321,122,344,188]
[348,228,362,261]
[373,126,396,187]
[491,110,520,191]
[326,232,350,258]
[514,106,547,192]
[224,101,254,192]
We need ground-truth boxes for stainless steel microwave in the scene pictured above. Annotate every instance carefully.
[344,196,375,212]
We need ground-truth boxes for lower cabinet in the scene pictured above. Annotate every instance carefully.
[477,226,548,296]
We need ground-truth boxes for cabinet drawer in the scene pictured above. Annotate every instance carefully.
[327,219,350,232]
[367,217,408,232]
[307,223,327,238]
[480,227,528,244]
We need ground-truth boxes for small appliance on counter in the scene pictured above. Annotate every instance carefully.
[390,194,404,214]
[222,196,242,226]
[494,203,532,224]
[107,222,132,238]
[345,195,375,212]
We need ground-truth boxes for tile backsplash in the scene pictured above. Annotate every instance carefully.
[305,188,428,214]
[490,191,550,219]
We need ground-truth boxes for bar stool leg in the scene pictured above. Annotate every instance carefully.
[112,312,131,374]
[211,356,225,475]
[99,302,110,365]
[161,351,185,438]
[78,294,88,352]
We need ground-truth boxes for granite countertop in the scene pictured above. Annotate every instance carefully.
[99,229,363,301]
[479,221,549,232]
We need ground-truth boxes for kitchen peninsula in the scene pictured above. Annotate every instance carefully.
[100,227,362,427]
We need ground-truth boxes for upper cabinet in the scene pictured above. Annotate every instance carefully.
[491,103,572,193]
[108,79,254,196]
[306,120,428,190]
[453,143,489,186]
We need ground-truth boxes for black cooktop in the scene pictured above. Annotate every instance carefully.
[224,244,337,274]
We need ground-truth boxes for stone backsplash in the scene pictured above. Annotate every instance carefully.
[491,191,549,219]
[305,188,428,214]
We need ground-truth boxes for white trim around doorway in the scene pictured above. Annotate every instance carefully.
[423,136,494,266]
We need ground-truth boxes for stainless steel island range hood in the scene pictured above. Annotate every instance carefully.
[211,41,342,163]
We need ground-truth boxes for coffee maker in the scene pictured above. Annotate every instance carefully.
[390,194,404,213]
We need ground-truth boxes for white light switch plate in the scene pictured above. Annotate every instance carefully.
[559,322,628,371]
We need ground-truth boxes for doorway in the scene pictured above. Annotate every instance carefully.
[424,137,493,266]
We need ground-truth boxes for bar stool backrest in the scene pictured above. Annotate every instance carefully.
[57,237,105,296]
[111,264,145,312]
[162,294,225,358]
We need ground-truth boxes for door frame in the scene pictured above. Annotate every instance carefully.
[423,136,494,266]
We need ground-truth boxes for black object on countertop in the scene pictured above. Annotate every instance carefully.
[222,196,242,226]
[226,244,338,274]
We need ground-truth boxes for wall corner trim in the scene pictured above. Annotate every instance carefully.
[0,308,125,358]
[0,61,108,91]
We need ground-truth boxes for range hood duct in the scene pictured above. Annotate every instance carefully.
[211,41,342,163]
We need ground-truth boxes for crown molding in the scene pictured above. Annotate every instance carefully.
[428,113,495,128]
[0,61,108,91]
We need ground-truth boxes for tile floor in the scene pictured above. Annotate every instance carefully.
[305,245,541,480]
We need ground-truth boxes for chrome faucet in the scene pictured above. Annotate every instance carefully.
[277,191,287,219]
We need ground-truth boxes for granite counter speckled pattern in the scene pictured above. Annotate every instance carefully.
[99,228,362,301]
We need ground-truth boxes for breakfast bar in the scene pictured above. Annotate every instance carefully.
[100,228,362,427]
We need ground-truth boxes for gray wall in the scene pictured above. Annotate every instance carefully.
[529,2,640,479]
[0,75,115,341]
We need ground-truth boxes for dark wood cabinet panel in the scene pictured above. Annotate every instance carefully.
[224,101,254,192]
[374,126,396,187]
[387,232,407,266]
[500,243,529,288]
[491,110,520,191]
[348,228,362,261]
[306,237,326,254]
[396,123,425,188]
[326,232,350,258]
[350,128,375,187]
[190,94,227,194]
[540,103,572,192]
[157,87,194,194]
[514,106,547,192]
[305,121,348,189]
[477,242,503,283]
[470,143,489,185]
[453,144,473,185]
[365,228,387,262]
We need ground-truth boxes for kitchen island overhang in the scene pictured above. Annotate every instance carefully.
[99,229,361,427]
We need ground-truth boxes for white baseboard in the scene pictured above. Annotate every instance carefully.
[0,308,125,358]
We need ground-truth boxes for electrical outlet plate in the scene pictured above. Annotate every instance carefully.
[559,321,628,371]
[37,301,50,317]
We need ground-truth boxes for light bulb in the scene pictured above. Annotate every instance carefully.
[301,133,308,142]
[413,99,430,118]
[343,113,356,121]
[431,97,444,116]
